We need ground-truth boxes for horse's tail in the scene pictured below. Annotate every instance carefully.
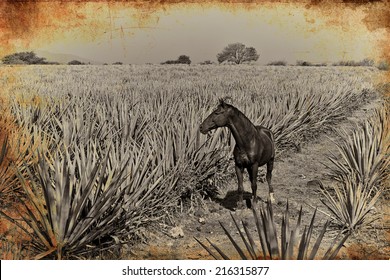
[265,129,274,143]
[266,129,275,158]
[256,126,275,158]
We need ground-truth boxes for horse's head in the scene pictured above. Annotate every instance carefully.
[200,99,233,134]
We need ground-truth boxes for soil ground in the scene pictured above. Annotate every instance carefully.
[124,96,389,260]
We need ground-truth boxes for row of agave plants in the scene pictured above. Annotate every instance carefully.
[0,65,386,259]
[322,105,389,231]
[0,93,227,258]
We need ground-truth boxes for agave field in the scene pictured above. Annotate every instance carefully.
[0,64,388,259]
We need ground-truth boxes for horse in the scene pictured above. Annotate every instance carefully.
[199,99,275,208]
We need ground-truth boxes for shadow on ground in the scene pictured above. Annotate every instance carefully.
[214,190,255,210]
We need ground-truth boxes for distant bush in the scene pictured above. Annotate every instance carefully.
[162,60,177,65]
[113,62,123,65]
[68,60,85,65]
[360,58,375,67]
[377,61,389,71]
[333,58,375,67]
[162,55,191,65]
[296,60,313,66]
[295,61,327,67]
[177,55,191,64]
[199,60,214,65]
[267,60,287,66]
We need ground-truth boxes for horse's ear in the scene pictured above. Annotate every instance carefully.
[219,98,226,107]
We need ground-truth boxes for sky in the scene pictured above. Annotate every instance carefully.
[0,1,389,65]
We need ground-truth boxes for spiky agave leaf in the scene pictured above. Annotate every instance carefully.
[280,200,290,259]
[252,203,268,259]
[259,201,280,259]
[241,219,259,259]
[219,221,248,260]
[194,237,229,260]
[230,212,257,259]
[0,136,14,196]
[286,205,302,259]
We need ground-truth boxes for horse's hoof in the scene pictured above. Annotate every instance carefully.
[269,193,276,204]
[251,196,260,205]
[236,201,246,210]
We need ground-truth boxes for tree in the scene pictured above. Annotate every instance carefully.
[217,43,259,64]
[1,51,48,65]
[177,55,191,65]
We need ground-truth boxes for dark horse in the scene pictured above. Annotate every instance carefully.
[200,99,275,208]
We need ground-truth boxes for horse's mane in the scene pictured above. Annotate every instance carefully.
[221,101,255,129]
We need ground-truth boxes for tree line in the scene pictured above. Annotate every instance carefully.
[1,46,387,70]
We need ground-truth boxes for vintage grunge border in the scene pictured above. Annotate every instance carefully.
[0,0,389,260]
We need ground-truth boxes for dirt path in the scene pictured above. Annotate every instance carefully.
[124,96,389,260]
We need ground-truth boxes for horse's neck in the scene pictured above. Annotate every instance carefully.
[228,110,257,149]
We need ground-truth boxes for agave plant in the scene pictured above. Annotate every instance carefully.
[0,138,180,259]
[195,201,350,260]
[1,145,123,259]
[323,106,389,230]
[327,107,389,189]
[320,178,381,232]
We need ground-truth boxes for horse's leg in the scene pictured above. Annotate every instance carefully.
[235,165,245,209]
[247,163,259,206]
[266,158,275,203]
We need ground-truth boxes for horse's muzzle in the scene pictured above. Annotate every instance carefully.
[199,125,208,134]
